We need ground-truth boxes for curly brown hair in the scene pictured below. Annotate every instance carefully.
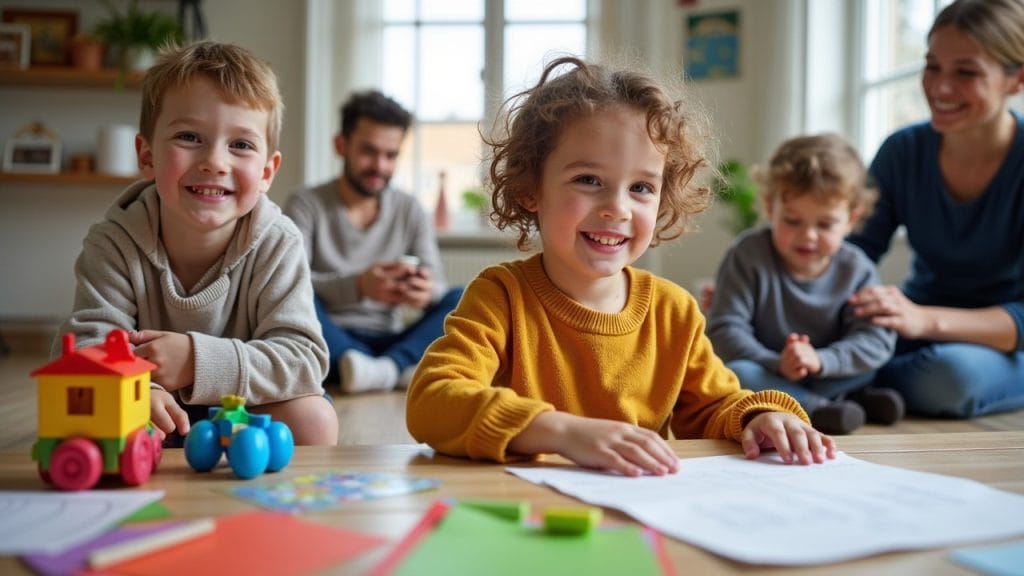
[485,56,714,250]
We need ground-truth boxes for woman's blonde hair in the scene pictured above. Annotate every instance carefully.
[930,0,1024,71]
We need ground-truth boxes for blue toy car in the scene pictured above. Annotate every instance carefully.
[184,395,294,479]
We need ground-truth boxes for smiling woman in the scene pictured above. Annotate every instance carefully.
[847,0,1024,420]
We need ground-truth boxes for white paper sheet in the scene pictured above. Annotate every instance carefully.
[508,452,1024,565]
[0,490,164,554]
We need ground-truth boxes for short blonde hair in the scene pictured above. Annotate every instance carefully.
[486,56,714,250]
[140,40,284,151]
[757,133,877,213]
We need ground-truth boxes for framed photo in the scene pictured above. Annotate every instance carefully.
[3,123,62,174]
[684,10,741,81]
[0,23,30,69]
[1,9,77,67]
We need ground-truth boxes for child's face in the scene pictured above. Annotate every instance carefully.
[136,75,281,238]
[766,191,859,280]
[524,106,664,297]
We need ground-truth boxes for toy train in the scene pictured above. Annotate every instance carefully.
[31,329,162,491]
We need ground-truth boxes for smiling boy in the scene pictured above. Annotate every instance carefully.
[55,41,338,445]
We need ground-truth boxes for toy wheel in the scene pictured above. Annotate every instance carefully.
[227,426,270,479]
[265,421,294,473]
[120,429,154,485]
[50,438,103,491]
[150,430,163,473]
[184,420,222,472]
[38,464,53,485]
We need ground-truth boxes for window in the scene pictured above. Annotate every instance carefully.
[855,0,947,161]
[67,386,94,416]
[379,0,588,227]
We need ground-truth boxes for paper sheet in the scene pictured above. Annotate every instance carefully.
[508,452,1024,565]
[0,490,164,555]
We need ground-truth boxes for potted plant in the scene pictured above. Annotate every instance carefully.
[93,0,185,73]
[713,160,759,235]
[70,34,105,71]
[461,186,490,227]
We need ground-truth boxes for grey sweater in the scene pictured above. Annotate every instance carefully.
[56,181,328,406]
[706,227,896,378]
[284,180,447,334]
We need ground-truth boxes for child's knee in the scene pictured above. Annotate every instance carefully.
[289,396,339,446]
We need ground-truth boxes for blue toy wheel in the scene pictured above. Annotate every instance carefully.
[184,420,222,472]
[228,426,270,479]
[265,421,294,473]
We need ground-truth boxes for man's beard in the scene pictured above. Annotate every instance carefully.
[344,164,389,198]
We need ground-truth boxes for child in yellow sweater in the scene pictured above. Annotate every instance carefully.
[406,57,835,476]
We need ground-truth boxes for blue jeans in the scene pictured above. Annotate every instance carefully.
[727,359,876,413]
[873,340,1024,418]
[315,287,464,382]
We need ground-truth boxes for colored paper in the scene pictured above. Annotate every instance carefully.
[118,501,172,524]
[229,471,440,513]
[22,521,196,576]
[80,510,385,576]
[0,490,164,555]
[375,501,671,576]
[950,541,1024,576]
[509,452,1024,565]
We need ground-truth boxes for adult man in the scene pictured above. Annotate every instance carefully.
[285,90,462,393]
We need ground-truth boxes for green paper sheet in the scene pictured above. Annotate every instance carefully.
[394,504,665,576]
[118,501,172,524]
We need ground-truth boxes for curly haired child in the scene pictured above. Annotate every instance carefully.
[406,56,835,476]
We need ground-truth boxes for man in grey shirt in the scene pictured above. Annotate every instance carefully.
[285,90,462,393]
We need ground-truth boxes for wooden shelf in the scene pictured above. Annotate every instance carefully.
[0,67,144,89]
[0,171,139,186]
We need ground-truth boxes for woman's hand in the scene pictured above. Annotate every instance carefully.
[849,285,931,339]
[741,412,836,464]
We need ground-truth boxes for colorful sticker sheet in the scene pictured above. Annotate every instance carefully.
[229,471,440,513]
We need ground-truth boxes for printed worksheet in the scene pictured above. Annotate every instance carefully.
[508,453,1024,565]
[0,490,164,555]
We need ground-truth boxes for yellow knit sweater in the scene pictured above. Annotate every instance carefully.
[406,254,808,462]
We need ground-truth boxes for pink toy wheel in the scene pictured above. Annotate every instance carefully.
[150,430,163,473]
[120,429,154,485]
[38,464,53,485]
[50,438,103,491]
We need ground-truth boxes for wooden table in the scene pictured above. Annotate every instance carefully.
[2,432,1022,575]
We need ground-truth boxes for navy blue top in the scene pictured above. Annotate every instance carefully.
[848,110,1024,351]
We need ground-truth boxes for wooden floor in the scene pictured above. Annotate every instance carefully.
[3,351,1022,451]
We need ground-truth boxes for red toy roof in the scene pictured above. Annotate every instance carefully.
[32,330,157,377]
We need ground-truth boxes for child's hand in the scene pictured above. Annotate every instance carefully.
[130,330,194,391]
[509,412,679,477]
[741,412,836,464]
[150,388,190,439]
[778,334,820,381]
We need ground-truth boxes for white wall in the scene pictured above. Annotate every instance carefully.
[0,0,913,324]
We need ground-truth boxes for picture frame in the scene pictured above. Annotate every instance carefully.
[3,123,62,174]
[0,23,30,69]
[1,9,77,67]
[684,10,741,81]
